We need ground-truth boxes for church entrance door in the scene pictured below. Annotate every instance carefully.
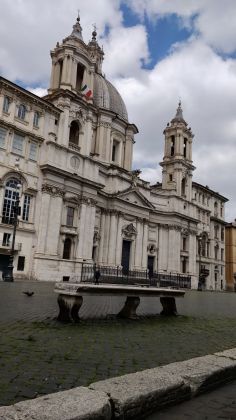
[121,240,131,275]
[147,256,154,277]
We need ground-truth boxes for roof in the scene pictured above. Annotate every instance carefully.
[93,73,128,122]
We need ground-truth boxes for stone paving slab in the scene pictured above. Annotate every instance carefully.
[0,387,111,420]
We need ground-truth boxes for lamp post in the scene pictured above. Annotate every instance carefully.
[4,183,21,282]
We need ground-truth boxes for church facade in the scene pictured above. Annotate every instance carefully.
[0,15,228,289]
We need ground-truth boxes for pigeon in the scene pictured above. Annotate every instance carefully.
[23,291,34,297]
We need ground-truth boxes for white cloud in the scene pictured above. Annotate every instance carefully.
[102,25,149,78]
[127,0,236,54]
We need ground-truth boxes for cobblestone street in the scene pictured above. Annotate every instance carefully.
[1,281,236,407]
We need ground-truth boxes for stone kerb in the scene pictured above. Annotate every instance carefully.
[0,387,112,420]
[1,349,236,420]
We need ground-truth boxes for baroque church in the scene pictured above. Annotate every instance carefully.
[0,15,228,289]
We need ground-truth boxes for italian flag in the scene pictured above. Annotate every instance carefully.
[81,84,92,99]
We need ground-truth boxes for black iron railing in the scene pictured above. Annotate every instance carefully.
[80,264,191,289]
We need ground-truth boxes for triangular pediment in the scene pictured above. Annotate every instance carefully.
[115,187,154,209]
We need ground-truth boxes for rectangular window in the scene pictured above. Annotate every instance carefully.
[2,233,11,246]
[12,133,24,155]
[3,96,10,113]
[182,237,186,251]
[112,140,119,162]
[17,256,25,271]
[0,127,7,148]
[22,195,31,221]
[66,207,74,226]
[221,248,224,261]
[29,142,38,160]
[33,112,39,127]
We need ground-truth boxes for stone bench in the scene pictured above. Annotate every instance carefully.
[54,283,185,322]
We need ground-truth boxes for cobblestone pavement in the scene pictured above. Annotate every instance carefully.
[146,380,236,419]
[1,281,236,407]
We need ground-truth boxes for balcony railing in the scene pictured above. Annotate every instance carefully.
[80,264,191,289]
[69,142,80,152]
[0,241,22,251]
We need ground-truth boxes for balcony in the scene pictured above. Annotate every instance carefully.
[69,142,80,152]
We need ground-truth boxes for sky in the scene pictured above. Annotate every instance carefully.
[0,0,236,221]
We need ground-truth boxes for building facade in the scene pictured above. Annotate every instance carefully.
[225,222,236,291]
[0,15,228,289]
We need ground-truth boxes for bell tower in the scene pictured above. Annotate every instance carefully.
[160,102,195,201]
[48,13,103,97]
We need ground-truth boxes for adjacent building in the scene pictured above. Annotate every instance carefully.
[0,15,228,288]
[225,222,236,291]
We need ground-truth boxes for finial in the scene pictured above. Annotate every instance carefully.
[71,10,83,40]
[175,100,183,119]
[92,23,97,41]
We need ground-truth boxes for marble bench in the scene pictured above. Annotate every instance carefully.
[54,283,185,322]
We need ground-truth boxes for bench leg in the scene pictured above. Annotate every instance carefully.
[117,296,140,319]
[57,294,83,322]
[160,297,177,316]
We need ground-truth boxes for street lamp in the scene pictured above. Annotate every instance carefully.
[4,182,21,282]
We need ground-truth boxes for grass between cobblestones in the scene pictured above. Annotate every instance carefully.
[1,315,236,406]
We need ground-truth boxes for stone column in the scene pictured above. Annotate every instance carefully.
[123,137,133,170]
[141,222,148,269]
[102,211,111,264]
[95,122,104,156]
[158,226,168,272]
[36,192,51,254]
[76,202,87,260]
[115,214,123,266]
[188,234,197,276]
[46,194,63,255]
[83,115,93,156]
[168,228,180,272]
[134,220,143,269]
[107,212,117,265]
[84,203,96,260]
[98,211,106,264]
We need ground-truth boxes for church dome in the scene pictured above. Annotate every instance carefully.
[93,73,128,122]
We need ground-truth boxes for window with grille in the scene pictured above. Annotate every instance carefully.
[22,195,31,221]
[66,207,74,226]
[17,256,25,271]
[29,142,38,160]
[3,96,10,113]
[33,111,40,127]
[12,133,24,155]
[18,104,26,120]
[0,127,7,148]
[2,179,21,224]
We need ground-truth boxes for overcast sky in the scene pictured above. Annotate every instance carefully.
[0,0,236,221]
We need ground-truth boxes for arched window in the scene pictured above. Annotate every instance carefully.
[63,237,72,259]
[2,179,21,224]
[69,121,80,147]
[170,135,175,156]
[18,104,26,120]
[76,63,85,91]
[183,138,187,158]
